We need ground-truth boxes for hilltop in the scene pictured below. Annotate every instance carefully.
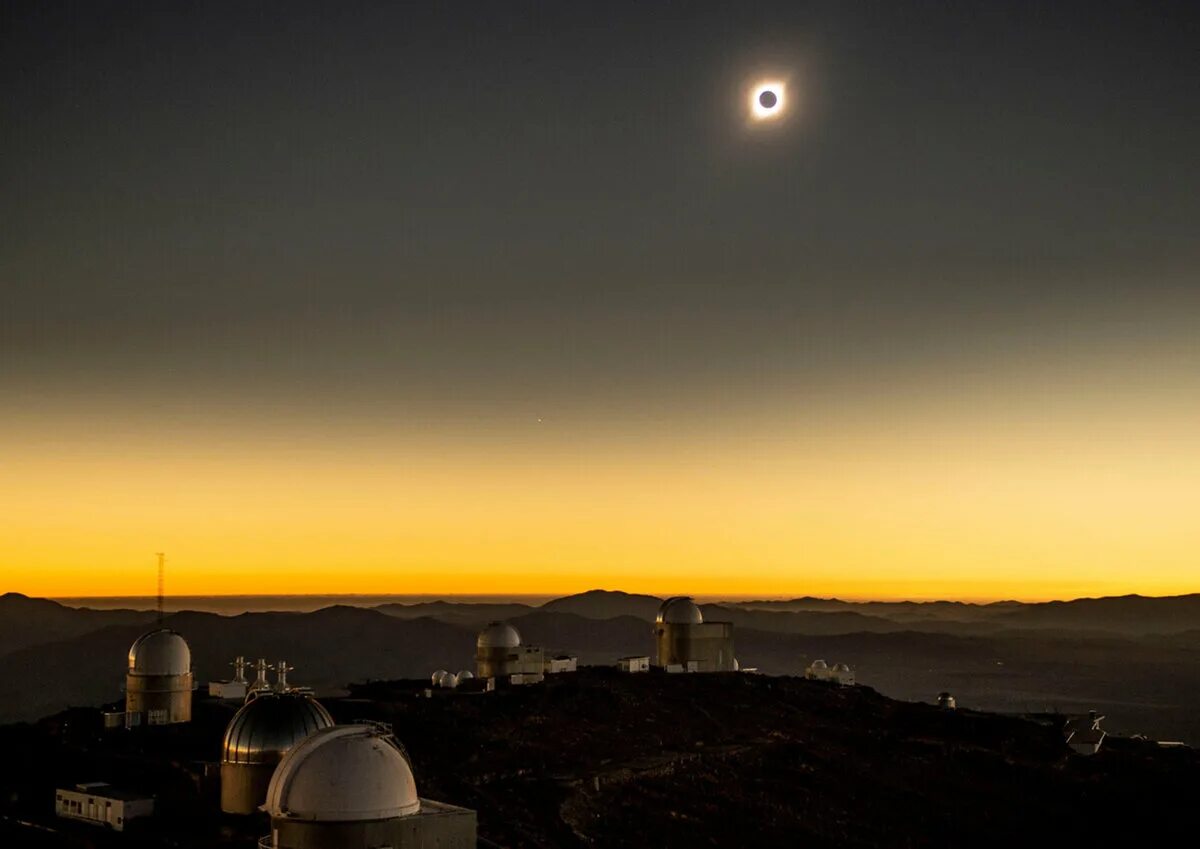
[1,668,1197,848]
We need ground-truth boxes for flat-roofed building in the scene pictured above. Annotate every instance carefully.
[55,783,154,831]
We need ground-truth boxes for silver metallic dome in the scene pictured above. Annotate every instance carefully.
[656,596,704,625]
[221,693,334,766]
[477,621,521,649]
[127,629,191,676]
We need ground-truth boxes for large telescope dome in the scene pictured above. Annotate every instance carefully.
[265,724,419,822]
[476,622,521,649]
[222,692,334,765]
[656,597,704,625]
[127,629,191,676]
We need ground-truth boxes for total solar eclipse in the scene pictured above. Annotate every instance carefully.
[750,80,786,120]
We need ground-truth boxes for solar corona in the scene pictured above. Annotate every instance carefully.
[750,80,786,120]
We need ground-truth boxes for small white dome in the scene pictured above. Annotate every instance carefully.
[810,659,828,670]
[456,669,474,681]
[657,597,703,625]
[441,673,459,689]
[477,622,521,649]
[128,629,191,676]
[265,725,419,822]
[431,669,449,686]
[834,663,851,672]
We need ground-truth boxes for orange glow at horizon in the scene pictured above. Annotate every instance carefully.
[3,373,1199,604]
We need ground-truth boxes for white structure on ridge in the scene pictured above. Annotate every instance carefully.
[805,660,855,686]
[125,628,193,727]
[209,656,250,700]
[618,656,650,673]
[262,724,476,848]
[544,655,578,674]
[475,622,544,685]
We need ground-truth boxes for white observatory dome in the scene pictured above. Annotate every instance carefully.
[834,663,851,672]
[810,659,828,670]
[127,629,191,676]
[477,622,521,649]
[656,597,704,625]
[441,672,459,689]
[431,670,449,687]
[265,725,420,822]
[456,669,474,682]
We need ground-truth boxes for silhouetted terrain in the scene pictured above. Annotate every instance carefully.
[2,591,1199,742]
[3,670,1198,848]
[0,593,156,657]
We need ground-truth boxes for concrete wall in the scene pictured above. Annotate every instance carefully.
[270,799,476,848]
[125,672,193,726]
[221,761,277,815]
[654,622,735,672]
[477,645,544,679]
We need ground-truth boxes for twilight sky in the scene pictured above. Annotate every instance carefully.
[3,1,1199,599]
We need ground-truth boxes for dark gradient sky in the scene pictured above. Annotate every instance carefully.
[3,2,1199,598]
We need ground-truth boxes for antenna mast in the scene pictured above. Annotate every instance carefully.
[156,552,165,624]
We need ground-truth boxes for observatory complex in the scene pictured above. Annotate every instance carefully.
[124,628,194,727]
[653,597,736,673]
[475,621,545,684]
[262,723,476,848]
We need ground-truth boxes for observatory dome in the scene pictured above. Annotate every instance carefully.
[265,724,419,822]
[810,659,828,670]
[477,622,521,649]
[431,670,449,687]
[456,669,474,682]
[656,597,704,625]
[127,629,191,676]
[221,692,334,765]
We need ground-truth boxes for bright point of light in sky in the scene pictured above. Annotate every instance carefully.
[750,80,786,120]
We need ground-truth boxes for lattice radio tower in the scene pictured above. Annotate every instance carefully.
[156,552,166,624]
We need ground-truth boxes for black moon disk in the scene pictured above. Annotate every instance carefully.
[758,90,778,109]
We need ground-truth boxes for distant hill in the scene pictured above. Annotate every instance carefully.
[0,606,475,724]
[3,591,1200,741]
[0,592,156,657]
[374,600,534,629]
[989,593,1200,634]
[730,593,1200,634]
[540,589,665,620]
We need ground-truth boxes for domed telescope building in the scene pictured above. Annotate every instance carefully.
[262,723,476,848]
[475,621,544,684]
[653,597,735,673]
[124,628,194,727]
[220,691,334,814]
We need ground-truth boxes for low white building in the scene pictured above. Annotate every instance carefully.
[665,660,700,674]
[544,655,578,674]
[805,660,855,686]
[209,656,250,700]
[56,783,154,831]
[618,656,650,673]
